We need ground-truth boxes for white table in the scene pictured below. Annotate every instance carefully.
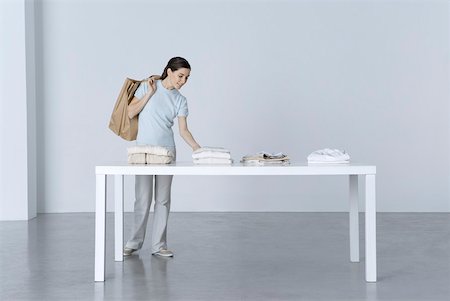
[95,162,377,282]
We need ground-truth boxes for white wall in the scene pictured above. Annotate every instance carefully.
[35,0,449,213]
[0,0,37,220]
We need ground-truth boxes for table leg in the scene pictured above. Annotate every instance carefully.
[95,174,106,282]
[349,175,360,262]
[115,175,124,262]
[365,174,377,282]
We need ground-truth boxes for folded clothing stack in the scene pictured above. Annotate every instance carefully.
[127,145,174,164]
[241,151,290,165]
[192,146,232,164]
[307,148,350,164]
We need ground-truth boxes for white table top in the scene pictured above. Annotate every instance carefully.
[95,162,376,176]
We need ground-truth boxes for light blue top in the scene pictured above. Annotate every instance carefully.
[135,80,189,148]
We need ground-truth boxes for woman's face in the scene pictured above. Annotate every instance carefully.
[168,68,190,90]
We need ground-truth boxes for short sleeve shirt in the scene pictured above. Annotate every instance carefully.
[135,80,188,148]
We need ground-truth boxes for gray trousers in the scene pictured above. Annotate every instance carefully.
[125,174,173,253]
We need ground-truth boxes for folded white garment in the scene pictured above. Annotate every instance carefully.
[307,148,350,163]
[241,151,289,162]
[308,160,349,164]
[146,154,173,164]
[128,153,173,164]
[192,151,231,160]
[242,159,290,166]
[193,146,230,154]
[258,151,287,159]
[128,153,146,164]
[193,158,232,165]
[127,145,174,157]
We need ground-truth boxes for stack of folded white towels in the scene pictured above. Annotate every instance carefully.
[127,145,174,164]
[192,146,232,164]
[307,148,350,164]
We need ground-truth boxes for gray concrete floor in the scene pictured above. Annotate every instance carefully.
[0,213,449,301]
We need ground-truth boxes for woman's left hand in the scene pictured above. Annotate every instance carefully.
[146,77,157,94]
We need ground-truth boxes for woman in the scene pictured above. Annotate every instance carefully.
[124,57,201,257]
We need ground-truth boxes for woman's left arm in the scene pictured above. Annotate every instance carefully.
[178,116,201,151]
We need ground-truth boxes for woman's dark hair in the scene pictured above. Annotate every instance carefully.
[161,57,191,80]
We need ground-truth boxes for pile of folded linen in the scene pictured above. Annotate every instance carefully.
[241,151,290,165]
[127,145,174,164]
[307,148,350,164]
[192,146,232,164]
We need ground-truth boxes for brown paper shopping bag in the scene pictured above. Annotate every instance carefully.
[108,78,141,141]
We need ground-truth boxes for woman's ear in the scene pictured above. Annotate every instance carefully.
[167,68,173,75]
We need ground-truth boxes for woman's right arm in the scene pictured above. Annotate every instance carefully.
[127,77,158,119]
